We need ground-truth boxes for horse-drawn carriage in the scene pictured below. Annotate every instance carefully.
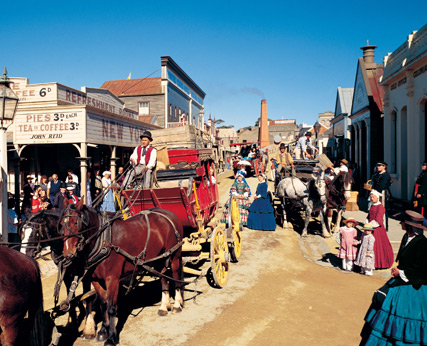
[229,142,263,177]
[269,155,352,238]
[9,147,243,345]
[122,147,242,288]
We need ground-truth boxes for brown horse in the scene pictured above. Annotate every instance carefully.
[0,246,47,346]
[326,171,353,233]
[23,209,96,340]
[59,199,184,346]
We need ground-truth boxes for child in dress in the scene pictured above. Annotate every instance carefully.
[355,223,375,276]
[337,218,359,271]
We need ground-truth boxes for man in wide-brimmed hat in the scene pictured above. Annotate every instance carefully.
[294,131,318,160]
[274,143,294,192]
[124,130,157,189]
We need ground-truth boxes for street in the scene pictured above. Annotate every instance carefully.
[37,170,390,346]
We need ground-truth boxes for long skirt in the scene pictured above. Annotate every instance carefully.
[361,283,427,345]
[373,227,394,269]
[100,190,115,212]
[247,198,276,231]
[221,196,250,226]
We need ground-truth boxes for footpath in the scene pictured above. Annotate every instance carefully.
[295,193,403,281]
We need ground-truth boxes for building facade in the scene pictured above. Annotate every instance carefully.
[330,87,354,160]
[9,77,157,203]
[102,56,205,130]
[381,23,427,201]
[349,44,384,185]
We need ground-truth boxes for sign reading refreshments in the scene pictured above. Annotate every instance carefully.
[14,110,85,144]
[10,78,138,120]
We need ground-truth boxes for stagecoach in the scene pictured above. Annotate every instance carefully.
[121,147,242,288]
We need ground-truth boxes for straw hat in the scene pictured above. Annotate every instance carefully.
[362,223,374,231]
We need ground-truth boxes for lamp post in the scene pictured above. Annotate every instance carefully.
[0,67,18,242]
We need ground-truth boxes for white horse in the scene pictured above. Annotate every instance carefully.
[277,169,329,237]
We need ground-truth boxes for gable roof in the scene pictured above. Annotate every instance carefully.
[335,87,354,116]
[101,78,162,96]
[351,58,384,115]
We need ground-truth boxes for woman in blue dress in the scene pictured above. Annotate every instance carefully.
[247,173,276,231]
[100,171,116,213]
[360,210,427,345]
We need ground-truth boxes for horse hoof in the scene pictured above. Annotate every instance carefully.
[97,332,108,342]
[158,309,168,316]
[82,333,96,340]
[301,233,308,238]
[104,338,118,346]
[172,307,182,314]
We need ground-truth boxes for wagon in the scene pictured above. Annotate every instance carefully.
[229,142,263,177]
[122,148,242,288]
[268,159,320,227]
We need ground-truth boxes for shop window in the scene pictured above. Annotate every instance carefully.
[138,102,150,115]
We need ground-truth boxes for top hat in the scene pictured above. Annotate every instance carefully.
[140,130,153,141]
[60,182,67,189]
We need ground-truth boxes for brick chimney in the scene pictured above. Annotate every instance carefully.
[259,99,270,148]
[361,40,377,70]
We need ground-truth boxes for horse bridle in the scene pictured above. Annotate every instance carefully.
[61,206,92,264]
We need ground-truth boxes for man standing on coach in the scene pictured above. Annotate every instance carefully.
[124,130,157,189]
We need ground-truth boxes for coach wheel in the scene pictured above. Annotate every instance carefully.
[228,195,242,263]
[208,227,229,288]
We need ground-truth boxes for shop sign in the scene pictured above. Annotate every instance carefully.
[10,78,57,102]
[87,113,147,146]
[58,86,138,120]
[10,78,138,120]
[14,110,85,144]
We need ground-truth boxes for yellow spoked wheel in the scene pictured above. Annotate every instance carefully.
[228,195,242,262]
[208,227,229,288]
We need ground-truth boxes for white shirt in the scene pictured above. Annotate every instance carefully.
[130,145,157,169]
[65,173,79,184]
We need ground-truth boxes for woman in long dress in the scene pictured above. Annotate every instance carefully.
[366,190,394,269]
[221,173,251,226]
[247,173,276,231]
[100,171,115,212]
[360,210,427,345]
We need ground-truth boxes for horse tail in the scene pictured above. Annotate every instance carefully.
[29,262,47,346]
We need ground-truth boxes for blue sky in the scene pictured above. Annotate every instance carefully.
[3,1,426,129]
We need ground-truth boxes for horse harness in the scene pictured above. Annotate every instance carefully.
[57,207,184,304]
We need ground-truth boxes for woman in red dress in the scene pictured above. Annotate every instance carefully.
[367,190,394,269]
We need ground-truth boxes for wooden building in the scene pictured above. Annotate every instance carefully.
[101,56,205,130]
[349,43,385,185]
[9,77,157,202]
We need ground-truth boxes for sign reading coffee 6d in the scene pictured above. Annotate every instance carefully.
[14,110,85,144]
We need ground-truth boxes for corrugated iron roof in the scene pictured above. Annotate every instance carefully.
[369,67,384,112]
[101,78,162,96]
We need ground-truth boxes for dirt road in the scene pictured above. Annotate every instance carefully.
[41,171,385,346]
